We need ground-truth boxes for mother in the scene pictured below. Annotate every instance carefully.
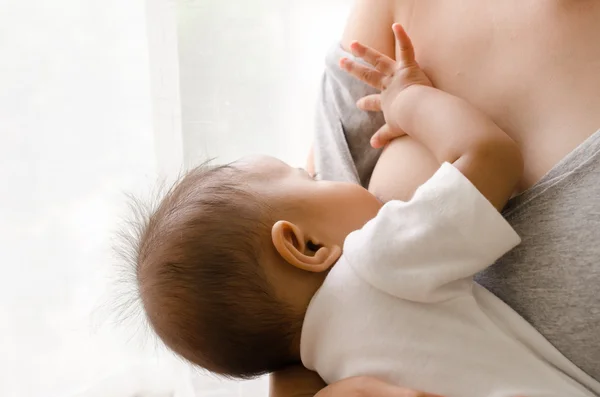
[272,0,600,396]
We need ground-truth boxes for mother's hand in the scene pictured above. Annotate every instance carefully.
[270,366,443,397]
[315,376,444,397]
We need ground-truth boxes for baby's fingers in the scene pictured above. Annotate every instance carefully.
[357,94,382,112]
[392,24,416,66]
[340,58,386,90]
[349,41,395,75]
[371,124,405,148]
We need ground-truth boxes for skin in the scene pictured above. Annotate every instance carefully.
[291,0,600,396]
[237,156,382,258]
[367,0,600,196]
[237,155,382,268]
[340,25,522,212]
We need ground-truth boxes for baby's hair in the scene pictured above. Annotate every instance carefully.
[128,163,302,378]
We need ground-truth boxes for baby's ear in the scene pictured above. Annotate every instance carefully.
[271,221,340,273]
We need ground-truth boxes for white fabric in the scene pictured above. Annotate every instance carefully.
[301,163,600,397]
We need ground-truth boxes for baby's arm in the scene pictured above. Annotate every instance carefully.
[368,136,439,203]
[342,25,523,210]
[384,84,523,210]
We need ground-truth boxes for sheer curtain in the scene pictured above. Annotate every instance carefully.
[0,0,350,396]
[177,0,351,168]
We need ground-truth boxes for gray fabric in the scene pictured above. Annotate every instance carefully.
[313,46,383,187]
[314,44,600,382]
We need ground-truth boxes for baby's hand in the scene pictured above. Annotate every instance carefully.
[340,24,432,148]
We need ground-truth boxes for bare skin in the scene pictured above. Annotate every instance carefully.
[286,0,600,396]
[374,0,600,194]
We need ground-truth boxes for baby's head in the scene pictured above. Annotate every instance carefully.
[133,155,380,378]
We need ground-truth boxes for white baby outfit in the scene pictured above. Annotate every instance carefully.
[301,163,600,397]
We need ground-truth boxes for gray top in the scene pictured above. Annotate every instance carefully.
[313,44,600,382]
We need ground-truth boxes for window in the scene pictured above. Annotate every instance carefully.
[0,0,350,396]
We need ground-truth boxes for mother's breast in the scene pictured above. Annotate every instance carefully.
[398,0,600,188]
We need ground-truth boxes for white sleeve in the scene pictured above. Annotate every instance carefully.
[344,163,521,302]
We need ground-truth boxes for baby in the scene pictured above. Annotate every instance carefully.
[132,25,600,397]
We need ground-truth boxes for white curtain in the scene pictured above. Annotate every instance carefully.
[0,0,350,396]
[177,0,351,168]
